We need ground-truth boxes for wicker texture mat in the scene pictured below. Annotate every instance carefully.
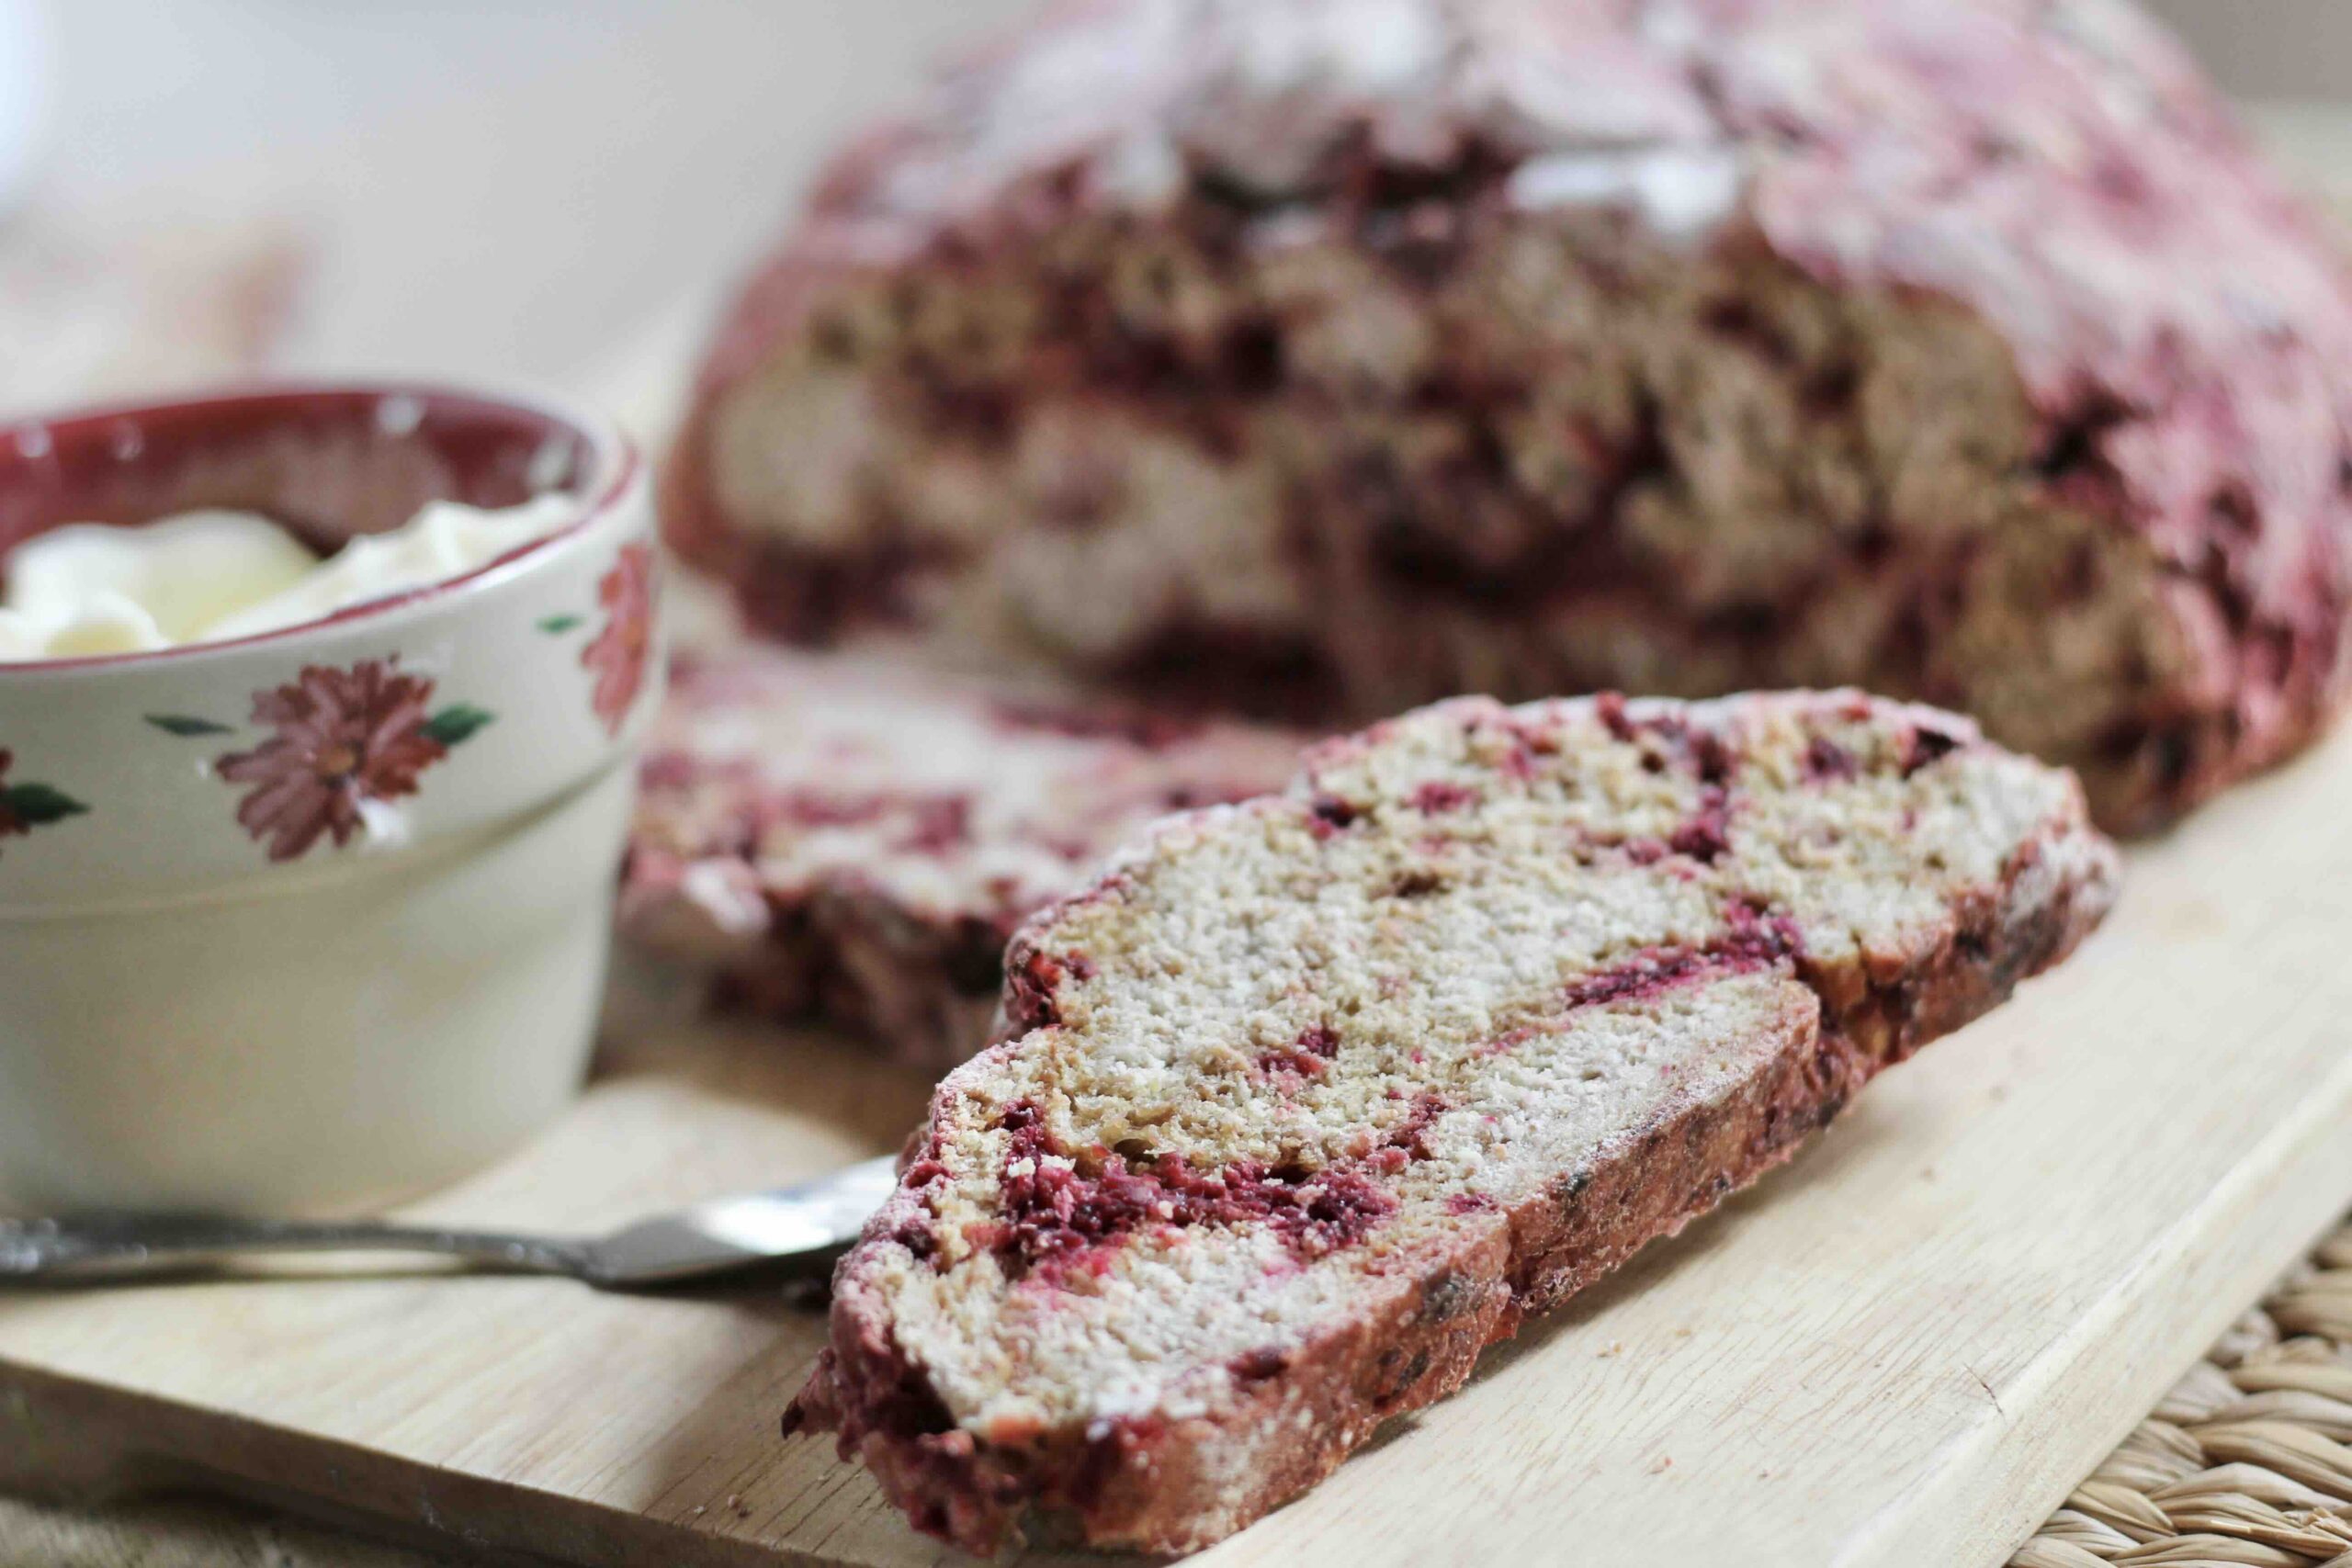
[2013,1224,2352,1567]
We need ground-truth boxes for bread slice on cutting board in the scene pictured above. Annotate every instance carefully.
[786,689,2120,1553]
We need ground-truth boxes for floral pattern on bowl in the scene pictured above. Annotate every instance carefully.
[0,747,85,858]
[583,542,656,737]
[213,660,495,863]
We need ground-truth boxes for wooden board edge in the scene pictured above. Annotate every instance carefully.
[0,1360,816,1568]
[1838,1042,2352,1567]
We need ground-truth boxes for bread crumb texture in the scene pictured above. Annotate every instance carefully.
[792,689,2119,1552]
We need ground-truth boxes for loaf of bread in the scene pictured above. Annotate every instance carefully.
[785,688,2119,1551]
[668,0,2352,833]
[619,647,1302,1063]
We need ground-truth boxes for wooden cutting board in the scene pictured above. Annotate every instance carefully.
[4,705,2352,1568]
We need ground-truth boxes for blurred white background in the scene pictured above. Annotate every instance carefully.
[2,1,1026,392]
[0,0,2343,402]
[2146,0,2352,99]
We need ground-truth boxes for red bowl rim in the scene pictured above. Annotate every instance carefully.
[0,380,640,677]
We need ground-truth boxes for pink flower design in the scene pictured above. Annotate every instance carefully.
[215,660,469,863]
[583,543,656,735]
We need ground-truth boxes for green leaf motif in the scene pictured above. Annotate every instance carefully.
[422,705,496,748]
[145,713,234,738]
[5,784,89,826]
[537,614,584,635]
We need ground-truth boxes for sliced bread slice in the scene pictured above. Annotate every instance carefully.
[786,689,2120,1552]
[619,647,1304,1064]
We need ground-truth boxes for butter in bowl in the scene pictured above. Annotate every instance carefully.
[0,385,662,1213]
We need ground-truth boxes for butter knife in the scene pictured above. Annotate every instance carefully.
[0,1155,899,1291]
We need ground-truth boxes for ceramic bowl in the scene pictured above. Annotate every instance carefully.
[0,385,662,1213]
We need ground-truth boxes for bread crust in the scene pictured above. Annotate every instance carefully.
[786,691,2119,1553]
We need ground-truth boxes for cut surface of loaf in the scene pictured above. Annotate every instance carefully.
[669,0,2352,832]
[786,689,2120,1552]
[619,647,1304,1063]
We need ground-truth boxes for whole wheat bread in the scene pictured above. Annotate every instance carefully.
[786,688,2120,1552]
[668,0,2352,833]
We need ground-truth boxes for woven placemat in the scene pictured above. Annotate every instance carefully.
[2012,1222,2352,1568]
